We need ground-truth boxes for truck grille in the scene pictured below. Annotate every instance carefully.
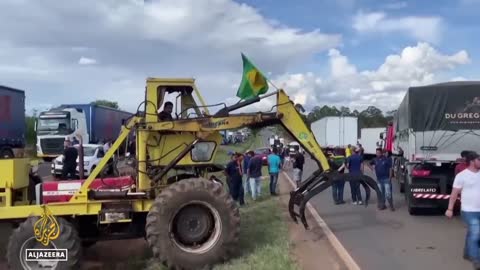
[40,138,65,155]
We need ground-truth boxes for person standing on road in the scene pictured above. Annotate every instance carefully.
[446,151,480,269]
[369,148,394,211]
[268,148,282,196]
[455,150,471,176]
[329,153,346,205]
[61,140,78,180]
[248,151,263,200]
[347,147,363,205]
[345,144,352,158]
[293,150,305,187]
[225,153,245,206]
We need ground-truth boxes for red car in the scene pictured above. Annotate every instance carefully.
[254,147,271,165]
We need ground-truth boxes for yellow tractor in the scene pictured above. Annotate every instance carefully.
[0,78,382,269]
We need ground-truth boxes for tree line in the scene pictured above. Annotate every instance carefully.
[293,105,397,139]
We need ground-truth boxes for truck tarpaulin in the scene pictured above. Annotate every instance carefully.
[397,82,480,132]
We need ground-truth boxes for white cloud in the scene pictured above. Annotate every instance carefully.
[270,43,470,112]
[328,49,357,78]
[0,0,341,113]
[78,57,97,65]
[353,11,443,43]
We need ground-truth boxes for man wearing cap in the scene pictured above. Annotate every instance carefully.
[446,151,480,269]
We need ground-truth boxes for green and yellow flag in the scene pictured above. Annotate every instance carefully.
[236,53,269,100]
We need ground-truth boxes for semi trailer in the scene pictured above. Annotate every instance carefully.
[359,127,386,159]
[387,82,480,214]
[311,116,358,148]
[36,104,132,160]
[0,85,25,158]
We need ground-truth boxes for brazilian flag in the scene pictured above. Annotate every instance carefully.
[236,53,269,100]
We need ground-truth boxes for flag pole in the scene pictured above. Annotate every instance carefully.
[266,78,280,90]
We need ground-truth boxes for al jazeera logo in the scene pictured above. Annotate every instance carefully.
[25,208,68,263]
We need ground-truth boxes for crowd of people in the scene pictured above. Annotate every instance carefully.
[327,143,480,269]
[224,147,305,206]
[327,144,395,211]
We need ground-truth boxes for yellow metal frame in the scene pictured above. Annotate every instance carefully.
[0,78,330,221]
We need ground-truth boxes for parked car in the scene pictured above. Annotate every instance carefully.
[51,144,112,178]
[254,147,271,165]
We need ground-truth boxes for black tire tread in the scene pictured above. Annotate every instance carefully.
[6,216,82,269]
[146,178,240,270]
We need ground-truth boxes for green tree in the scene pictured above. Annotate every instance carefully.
[25,116,37,145]
[91,100,119,109]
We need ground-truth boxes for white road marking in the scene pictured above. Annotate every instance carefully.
[282,172,362,270]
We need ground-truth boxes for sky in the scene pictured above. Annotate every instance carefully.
[0,0,478,115]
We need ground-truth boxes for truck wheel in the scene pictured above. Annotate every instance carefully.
[7,216,82,270]
[406,188,419,215]
[399,175,405,193]
[0,147,14,159]
[146,178,240,270]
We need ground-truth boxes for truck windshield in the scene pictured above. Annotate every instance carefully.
[37,117,71,135]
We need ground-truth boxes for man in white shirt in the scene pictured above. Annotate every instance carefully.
[446,151,480,269]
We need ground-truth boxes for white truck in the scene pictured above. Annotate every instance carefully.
[36,104,132,161]
[359,127,386,159]
[391,82,480,214]
[311,116,358,148]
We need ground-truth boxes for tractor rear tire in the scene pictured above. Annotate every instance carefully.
[7,216,82,270]
[146,178,240,270]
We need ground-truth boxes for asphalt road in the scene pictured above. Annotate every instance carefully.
[287,157,473,270]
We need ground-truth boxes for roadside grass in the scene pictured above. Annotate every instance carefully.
[128,131,298,270]
[212,180,298,270]
[142,179,297,270]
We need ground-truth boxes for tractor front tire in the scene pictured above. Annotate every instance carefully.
[7,216,82,270]
[146,178,240,270]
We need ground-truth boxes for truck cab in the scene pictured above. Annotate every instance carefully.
[36,108,87,160]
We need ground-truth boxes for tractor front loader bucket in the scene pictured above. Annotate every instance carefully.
[288,171,384,230]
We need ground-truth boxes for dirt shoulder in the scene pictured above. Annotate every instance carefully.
[278,174,347,270]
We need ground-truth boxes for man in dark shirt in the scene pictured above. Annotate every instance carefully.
[347,147,363,205]
[248,151,263,200]
[158,101,174,121]
[61,140,78,180]
[293,151,305,187]
[369,148,394,211]
[328,153,346,205]
[225,153,244,205]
